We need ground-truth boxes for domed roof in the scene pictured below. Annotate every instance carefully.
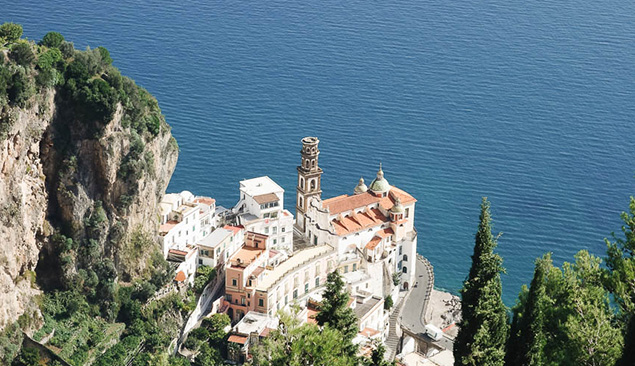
[390,197,404,214]
[354,177,368,194]
[368,164,390,193]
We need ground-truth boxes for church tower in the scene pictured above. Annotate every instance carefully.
[295,136,323,233]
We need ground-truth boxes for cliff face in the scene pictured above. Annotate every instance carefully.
[0,85,178,330]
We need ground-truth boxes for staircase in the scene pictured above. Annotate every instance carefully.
[385,293,408,361]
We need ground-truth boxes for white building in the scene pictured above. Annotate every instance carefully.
[197,225,245,269]
[294,137,418,300]
[233,176,294,253]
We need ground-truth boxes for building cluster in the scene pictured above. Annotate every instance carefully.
[158,137,418,363]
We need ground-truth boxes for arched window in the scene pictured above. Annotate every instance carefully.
[403,254,408,262]
[299,196,304,208]
[311,160,316,168]
[402,267,408,274]
[300,177,305,189]
[310,179,316,191]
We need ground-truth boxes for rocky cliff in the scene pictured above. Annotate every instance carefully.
[0,42,179,331]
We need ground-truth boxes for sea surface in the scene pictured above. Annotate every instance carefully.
[4,0,634,305]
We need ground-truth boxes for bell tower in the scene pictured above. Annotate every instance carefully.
[295,136,323,233]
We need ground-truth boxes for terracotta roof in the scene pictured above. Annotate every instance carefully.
[194,197,216,206]
[169,249,188,256]
[251,266,265,278]
[323,187,416,215]
[323,193,379,215]
[175,271,186,282]
[228,335,248,344]
[230,247,265,268]
[159,220,179,233]
[376,228,394,238]
[307,308,319,325]
[224,225,243,235]
[365,236,382,250]
[332,208,389,236]
[253,193,279,205]
[260,327,274,337]
[359,327,380,338]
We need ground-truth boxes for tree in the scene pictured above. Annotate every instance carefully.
[9,43,35,67]
[454,198,508,366]
[0,23,22,45]
[365,340,394,366]
[40,32,65,48]
[251,309,359,366]
[384,295,393,311]
[505,254,552,366]
[315,271,359,352]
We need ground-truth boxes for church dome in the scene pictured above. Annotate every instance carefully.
[368,164,390,193]
[390,197,404,214]
[354,177,368,194]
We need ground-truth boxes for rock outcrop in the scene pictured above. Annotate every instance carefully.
[0,84,178,330]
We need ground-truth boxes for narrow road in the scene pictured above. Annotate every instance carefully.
[400,257,431,333]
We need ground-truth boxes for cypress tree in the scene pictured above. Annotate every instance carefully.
[316,271,359,353]
[454,198,509,366]
[505,254,551,366]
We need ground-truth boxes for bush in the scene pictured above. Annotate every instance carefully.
[9,43,35,67]
[97,46,113,66]
[8,66,36,106]
[0,23,22,45]
[384,295,393,310]
[37,48,63,70]
[193,265,216,294]
[59,41,75,59]
[40,32,65,48]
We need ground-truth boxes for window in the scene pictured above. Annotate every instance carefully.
[265,227,269,234]
[353,263,357,271]
[248,279,252,287]
[305,283,309,294]
[398,261,403,270]
[310,179,316,190]
[273,239,277,245]
[405,208,410,218]
[199,259,203,265]
[193,226,195,231]
[264,213,270,218]
[232,279,237,287]
[281,227,286,233]
[293,289,298,299]
[399,246,402,255]
[315,277,320,287]
[241,297,246,305]
[403,266,408,274]
[344,265,349,273]
[281,237,285,243]
[230,236,233,242]
[403,254,408,261]
[259,299,264,307]
[313,236,317,245]
[273,226,277,234]
[226,294,232,302]
[178,231,181,237]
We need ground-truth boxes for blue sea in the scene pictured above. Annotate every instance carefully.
[4,0,634,305]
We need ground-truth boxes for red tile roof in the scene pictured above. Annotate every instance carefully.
[194,197,216,206]
[159,220,179,233]
[224,225,243,235]
[365,236,382,250]
[322,187,416,215]
[228,335,248,344]
[175,271,186,282]
[332,208,389,236]
[359,327,380,338]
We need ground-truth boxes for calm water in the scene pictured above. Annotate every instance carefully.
[5,0,634,305]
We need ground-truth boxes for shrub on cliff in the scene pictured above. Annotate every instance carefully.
[9,43,35,67]
[0,23,22,46]
[40,31,65,48]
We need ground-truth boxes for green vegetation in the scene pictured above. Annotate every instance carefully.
[315,271,359,354]
[383,295,393,310]
[183,313,230,365]
[40,32,65,48]
[193,265,217,294]
[453,197,635,366]
[0,23,22,46]
[454,198,508,366]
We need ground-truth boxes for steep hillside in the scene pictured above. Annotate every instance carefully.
[0,26,179,332]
